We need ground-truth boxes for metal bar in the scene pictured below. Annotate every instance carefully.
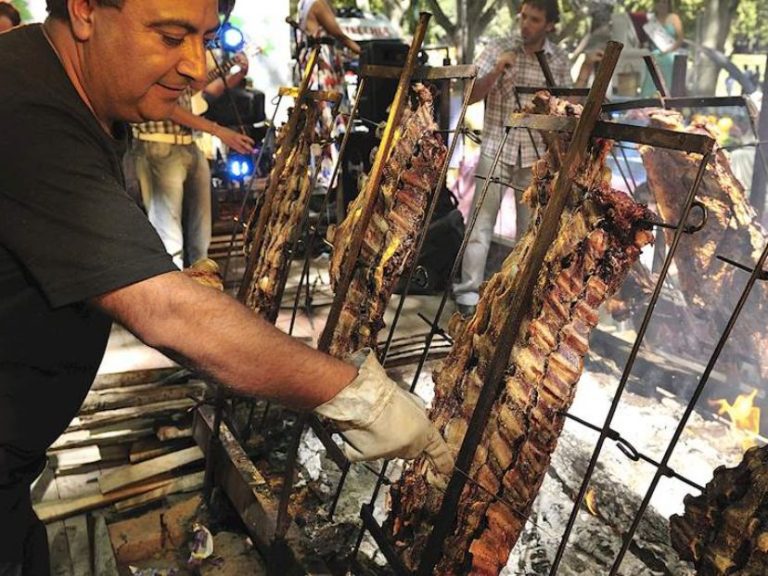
[514,89,542,160]
[602,95,749,113]
[192,406,329,576]
[353,122,515,568]
[237,44,321,302]
[514,86,592,96]
[535,49,556,86]
[549,151,712,575]
[317,12,432,354]
[202,385,225,503]
[643,54,669,97]
[275,13,433,550]
[416,40,625,576]
[380,70,478,363]
[560,412,705,492]
[506,114,715,154]
[618,142,639,192]
[360,504,413,575]
[359,63,477,80]
[287,77,367,333]
[608,238,768,574]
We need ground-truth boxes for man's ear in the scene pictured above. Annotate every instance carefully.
[68,0,96,41]
[545,21,555,35]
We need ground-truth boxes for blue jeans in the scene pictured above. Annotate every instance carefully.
[132,140,212,268]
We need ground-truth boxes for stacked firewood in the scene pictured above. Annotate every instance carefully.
[386,92,655,575]
[326,84,447,357]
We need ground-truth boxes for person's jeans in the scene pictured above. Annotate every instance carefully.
[453,153,532,306]
[133,140,212,268]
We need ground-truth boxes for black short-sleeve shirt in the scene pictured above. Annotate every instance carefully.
[0,25,176,508]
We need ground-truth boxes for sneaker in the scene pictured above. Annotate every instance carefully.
[456,303,476,318]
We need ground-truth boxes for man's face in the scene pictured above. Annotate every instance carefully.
[518,3,553,47]
[82,0,219,124]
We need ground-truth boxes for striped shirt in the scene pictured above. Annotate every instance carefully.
[476,36,571,167]
[132,89,194,139]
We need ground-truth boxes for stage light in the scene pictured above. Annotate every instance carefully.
[219,23,245,53]
[227,154,253,180]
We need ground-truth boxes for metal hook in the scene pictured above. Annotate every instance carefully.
[642,200,707,234]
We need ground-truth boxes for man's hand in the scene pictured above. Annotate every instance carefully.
[213,126,255,154]
[314,349,454,476]
[494,51,517,75]
[232,52,249,77]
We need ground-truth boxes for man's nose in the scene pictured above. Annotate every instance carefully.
[178,39,207,84]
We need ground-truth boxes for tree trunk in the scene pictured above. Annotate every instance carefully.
[695,0,741,94]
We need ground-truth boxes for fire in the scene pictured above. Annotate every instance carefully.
[585,488,599,516]
[709,389,761,450]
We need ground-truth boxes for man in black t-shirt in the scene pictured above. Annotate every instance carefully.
[0,1,453,573]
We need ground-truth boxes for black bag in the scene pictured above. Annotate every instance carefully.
[395,186,465,294]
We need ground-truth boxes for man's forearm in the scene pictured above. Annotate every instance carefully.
[92,272,356,410]
[469,68,504,105]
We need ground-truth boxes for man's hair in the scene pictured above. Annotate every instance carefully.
[46,0,124,20]
[522,0,560,24]
[0,2,22,26]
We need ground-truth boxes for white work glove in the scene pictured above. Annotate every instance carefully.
[314,349,454,476]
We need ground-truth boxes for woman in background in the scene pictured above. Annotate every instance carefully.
[0,2,21,33]
[641,0,684,95]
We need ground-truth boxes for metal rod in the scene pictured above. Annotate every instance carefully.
[535,49,556,87]
[643,54,670,97]
[238,44,322,302]
[417,41,625,576]
[380,71,477,363]
[203,385,226,503]
[608,237,768,575]
[317,13,432,354]
[549,151,713,575]
[560,412,705,492]
[618,142,639,192]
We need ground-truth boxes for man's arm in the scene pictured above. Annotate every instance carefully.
[311,0,361,54]
[169,105,254,154]
[92,271,355,409]
[469,51,516,105]
[91,271,454,474]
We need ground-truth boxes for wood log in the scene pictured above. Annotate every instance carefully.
[78,382,205,414]
[66,398,194,432]
[50,421,155,451]
[670,445,768,575]
[93,515,119,576]
[91,367,182,391]
[129,438,193,464]
[113,471,204,513]
[34,477,173,523]
[99,446,203,494]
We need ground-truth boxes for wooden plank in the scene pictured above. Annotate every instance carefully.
[47,521,74,576]
[360,63,477,80]
[92,515,119,576]
[98,446,203,494]
[63,515,92,576]
[506,114,714,154]
[193,406,331,576]
[66,398,194,432]
[50,421,155,451]
[129,438,193,464]
[91,367,181,391]
[79,382,205,414]
[34,477,173,523]
[48,445,128,471]
[113,471,205,513]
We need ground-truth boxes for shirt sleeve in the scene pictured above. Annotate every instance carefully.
[0,103,176,309]
[475,40,501,78]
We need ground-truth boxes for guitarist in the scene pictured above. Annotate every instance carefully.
[130,51,254,269]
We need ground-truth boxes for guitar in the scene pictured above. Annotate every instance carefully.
[190,53,247,116]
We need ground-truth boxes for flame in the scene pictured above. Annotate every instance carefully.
[709,389,761,450]
[585,488,599,516]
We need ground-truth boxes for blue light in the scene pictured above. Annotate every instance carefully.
[227,154,253,180]
[219,23,245,53]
